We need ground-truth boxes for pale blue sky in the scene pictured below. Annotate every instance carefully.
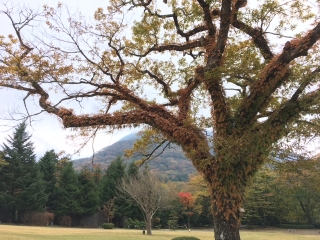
[0,1,319,159]
[0,0,137,160]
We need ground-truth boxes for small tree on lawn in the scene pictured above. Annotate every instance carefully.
[101,198,116,223]
[178,192,195,230]
[119,169,170,235]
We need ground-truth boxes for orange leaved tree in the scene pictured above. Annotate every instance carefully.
[178,191,195,230]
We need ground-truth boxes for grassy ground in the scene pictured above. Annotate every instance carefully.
[0,225,319,240]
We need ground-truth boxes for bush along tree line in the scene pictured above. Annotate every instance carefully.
[1,123,320,230]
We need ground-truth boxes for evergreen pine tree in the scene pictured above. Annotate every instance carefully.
[0,151,8,171]
[0,122,47,222]
[99,157,129,223]
[100,157,126,203]
[39,150,59,209]
[78,169,99,216]
[92,165,103,185]
[126,162,139,178]
[53,160,81,217]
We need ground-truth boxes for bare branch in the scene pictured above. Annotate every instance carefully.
[134,140,170,166]
[130,40,205,57]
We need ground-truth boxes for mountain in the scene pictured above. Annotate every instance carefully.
[72,133,197,181]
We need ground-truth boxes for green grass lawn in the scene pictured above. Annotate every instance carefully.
[0,225,319,240]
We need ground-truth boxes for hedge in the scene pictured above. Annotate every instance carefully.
[102,223,114,229]
[277,224,315,229]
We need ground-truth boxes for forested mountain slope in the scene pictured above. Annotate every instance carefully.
[73,133,196,181]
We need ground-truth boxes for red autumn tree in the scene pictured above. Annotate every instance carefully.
[178,191,195,229]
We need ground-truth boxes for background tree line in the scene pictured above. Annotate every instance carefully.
[1,122,320,229]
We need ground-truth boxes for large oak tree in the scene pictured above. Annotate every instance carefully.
[1,1,320,239]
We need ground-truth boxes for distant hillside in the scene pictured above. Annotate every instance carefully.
[72,133,197,181]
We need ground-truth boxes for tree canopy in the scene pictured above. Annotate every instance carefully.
[1,1,320,239]
[39,150,59,209]
[0,122,47,222]
[119,169,170,235]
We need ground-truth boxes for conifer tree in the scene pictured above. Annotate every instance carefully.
[53,160,81,217]
[0,152,8,171]
[126,162,139,178]
[78,169,99,216]
[39,150,59,209]
[243,167,279,226]
[0,122,47,222]
[100,157,126,203]
[99,157,128,224]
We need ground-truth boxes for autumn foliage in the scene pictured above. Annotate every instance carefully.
[178,192,195,229]
[178,192,195,211]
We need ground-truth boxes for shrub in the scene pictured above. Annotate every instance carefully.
[125,218,145,229]
[20,211,54,226]
[102,223,114,229]
[277,224,315,229]
[168,219,178,229]
[58,216,72,226]
[172,237,200,240]
[313,223,320,229]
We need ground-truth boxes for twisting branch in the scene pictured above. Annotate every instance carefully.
[236,22,320,133]
[135,67,172,96]
[259,68,320,144]
[212,0,232,64]
[196,0,216,37]
[232,17,274,60]
[197,0,234,136]
[176,76,201,121]
[135,140,170,166]
[212,4,274,60]
[22,92,32,119]
[130,40,205,57]
[142,6,208,41]
[2,5,37,60]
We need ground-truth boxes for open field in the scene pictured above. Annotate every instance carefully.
[0,225,320,240]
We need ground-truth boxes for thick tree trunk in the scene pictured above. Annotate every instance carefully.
[204,156,246,240]
[200,137,264,240]
[213,213,241,240]
[304,209,313,225]
[209,186,243,240]
[7,210,12,223]
[258,208,266,227]
[145,214,152,235]
[299,200,313,224]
